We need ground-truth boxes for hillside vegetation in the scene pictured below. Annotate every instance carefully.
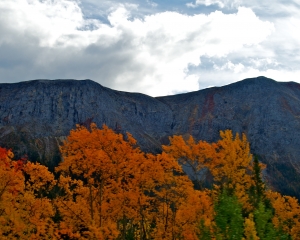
[1,124,300,239]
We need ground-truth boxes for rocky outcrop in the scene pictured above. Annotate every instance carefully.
[0,79,174,167]
[1,76,300,198]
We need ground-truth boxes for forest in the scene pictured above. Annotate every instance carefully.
[1,123,300,240]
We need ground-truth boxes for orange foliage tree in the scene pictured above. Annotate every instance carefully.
[2,123,300,239]
[0,148,56,239]
[267,190,300,239]
[56,124,146,239]
[164,130,256,211]
[163,134,216,190]
[149,153,214,239]
[55,124,214,239]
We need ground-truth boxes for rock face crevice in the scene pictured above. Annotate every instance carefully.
[1,76,300,198]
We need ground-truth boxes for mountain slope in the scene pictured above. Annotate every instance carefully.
[0,76,300,198]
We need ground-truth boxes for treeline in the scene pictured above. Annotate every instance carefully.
[1,123,300,239]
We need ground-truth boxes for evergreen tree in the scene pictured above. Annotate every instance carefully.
[214,190,244,240]
[198,219,212,240]
[254,201,290,240]
[250,155,266,208]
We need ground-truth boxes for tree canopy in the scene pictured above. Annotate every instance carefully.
[0,124,300,239]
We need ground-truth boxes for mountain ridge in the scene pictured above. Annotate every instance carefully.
[1,76,300,198]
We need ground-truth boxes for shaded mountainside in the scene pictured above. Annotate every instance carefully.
[1,76,300,198]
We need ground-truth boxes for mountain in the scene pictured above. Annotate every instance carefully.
[0,76,300,198]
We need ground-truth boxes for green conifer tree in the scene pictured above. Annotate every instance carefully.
[214,190,244,240]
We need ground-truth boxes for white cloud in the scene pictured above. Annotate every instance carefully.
[214,61,245,73]
[0,0,276,96]
[186,0,241,8]
[146,0,158,7]
[197,61,300,90]
[187,0,225,8]
[0,0,88,47]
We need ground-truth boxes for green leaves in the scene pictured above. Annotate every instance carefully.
[214,190,244,240]
[254,201,277,239]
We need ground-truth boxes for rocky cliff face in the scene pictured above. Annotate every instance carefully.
[1,76,300,198]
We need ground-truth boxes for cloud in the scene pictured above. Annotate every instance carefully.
[0,0,275,96]
[146,0,158,7]
[191,52,300,91]
[186,0,241,9]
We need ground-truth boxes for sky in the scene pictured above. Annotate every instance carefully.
[0,0,300,96]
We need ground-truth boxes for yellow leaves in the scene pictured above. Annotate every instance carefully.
[23,162,56,195]
[266,190,300,238]
[211,130,253,188]
[16,192,55,239]
[243,213,259,240]
[3,124,300,239]
[165,129,255,211]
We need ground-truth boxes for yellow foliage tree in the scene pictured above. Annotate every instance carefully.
[243,213,259,240]
[164,130,256,212]
[4,124,300,239]
[267,190,300,238]
[207,130,255,211]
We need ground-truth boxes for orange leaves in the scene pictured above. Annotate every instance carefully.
[164,130,255,211]
[163,135,215,189]
[0,148,25,238]
[23,162,56,196]
[267,190,300,238]
[55,124,215,239]
[0,148,24,200]
[56,124,157,238]
[152,174,195,239]
[0,147,56,239]
[176,189,215,239]
[3,124,300,239]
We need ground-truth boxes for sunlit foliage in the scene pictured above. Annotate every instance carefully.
[0,125,300,239]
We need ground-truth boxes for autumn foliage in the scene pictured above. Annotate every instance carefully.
[1,124,300,239]
[0,148,56,239]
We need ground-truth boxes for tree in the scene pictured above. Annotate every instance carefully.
[207,130,255,212]
[56,124,146,239]
[163,135,216,190]
[164,130,256,212]
[214,190,244,240]
[267,190,300,239]
[4,124,300,239]
[253,201,278,239]
[150,154,213,239]
[248,155,266,208]
[56,123,212,239]
[0,148,56,239]
[243,213,259,240]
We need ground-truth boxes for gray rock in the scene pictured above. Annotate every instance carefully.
[1,76,300,198]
